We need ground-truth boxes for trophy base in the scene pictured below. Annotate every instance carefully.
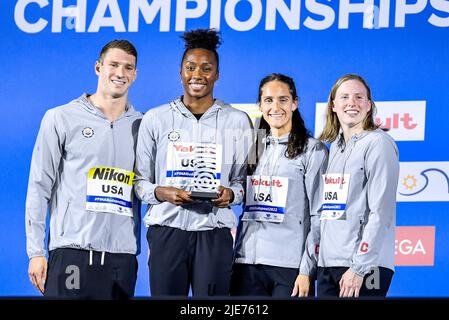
[190,191,219,200]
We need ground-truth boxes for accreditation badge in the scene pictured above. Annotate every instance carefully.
[242,175,289,223]
[320,174,350,221]
[85,167,134,217]
[165,142,222,193]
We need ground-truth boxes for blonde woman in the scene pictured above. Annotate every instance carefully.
[317,74,399,298]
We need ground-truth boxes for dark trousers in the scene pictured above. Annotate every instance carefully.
[230,263,315,297]
[44,248,137,299]
[317,266,394,298]
[147,225,234,297]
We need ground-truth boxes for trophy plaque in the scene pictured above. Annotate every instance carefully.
[190,143,222,200]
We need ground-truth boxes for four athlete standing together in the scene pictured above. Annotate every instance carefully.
[25,29,399,299]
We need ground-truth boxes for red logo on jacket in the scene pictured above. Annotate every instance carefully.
[360,242,369,253]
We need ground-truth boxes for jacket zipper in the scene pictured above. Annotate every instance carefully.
[110,121,116,167]
[320,143,344,268]
[252,141,275,265]
[183,115,200,230]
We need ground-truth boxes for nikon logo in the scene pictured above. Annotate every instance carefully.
[92,168,131,184]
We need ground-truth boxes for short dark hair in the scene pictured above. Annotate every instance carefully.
[180,29,221,71]
[98,40,138,66]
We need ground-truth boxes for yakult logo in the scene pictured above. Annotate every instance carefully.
[251,178,283,188]
[325,176,346,185]
[395,226,435,266]
[174,144,194,153]
[374,101,425,141]
[314,101,426,141]
[376,113,417,130]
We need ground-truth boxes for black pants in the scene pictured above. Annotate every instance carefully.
[317,266,394,298]
[147,225,233,297]
[230,263,315,297]
[44,248,137,299]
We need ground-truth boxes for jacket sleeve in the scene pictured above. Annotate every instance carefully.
[350,135,399,277]
[229,113,254,206]
[25,110,64,259]
[134,112,162,205]
[299,141,329,276]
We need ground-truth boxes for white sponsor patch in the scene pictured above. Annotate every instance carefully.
[314,101,426,141]
[397,162,449,202]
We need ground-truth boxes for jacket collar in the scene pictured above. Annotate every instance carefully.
[337,129,370,149]
[265,132,289,145]
[170,97,223,119]
[78,93,136,119]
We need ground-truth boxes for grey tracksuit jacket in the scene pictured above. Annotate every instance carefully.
[134,98,253,230]
[25,94,142,259]
[318,129,399,276]
[234,135,329,275]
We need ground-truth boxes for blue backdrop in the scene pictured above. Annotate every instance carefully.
[1,0,448,297]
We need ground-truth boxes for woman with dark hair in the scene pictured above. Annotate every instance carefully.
[231,73,328,297]
[134,29,253,297]
[317,74,399,298]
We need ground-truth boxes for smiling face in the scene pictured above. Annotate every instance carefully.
[259,80,298,137]
[95,48,137,99]
[332,79,372,134]
[180,48,219,106]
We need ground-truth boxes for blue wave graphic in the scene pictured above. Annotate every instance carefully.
[399,168,449,196]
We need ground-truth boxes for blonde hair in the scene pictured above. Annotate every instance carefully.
[319,74,378,142]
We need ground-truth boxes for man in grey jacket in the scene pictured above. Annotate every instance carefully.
[26,40,142,299]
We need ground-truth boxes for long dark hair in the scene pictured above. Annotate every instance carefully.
[258,73,310,158]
